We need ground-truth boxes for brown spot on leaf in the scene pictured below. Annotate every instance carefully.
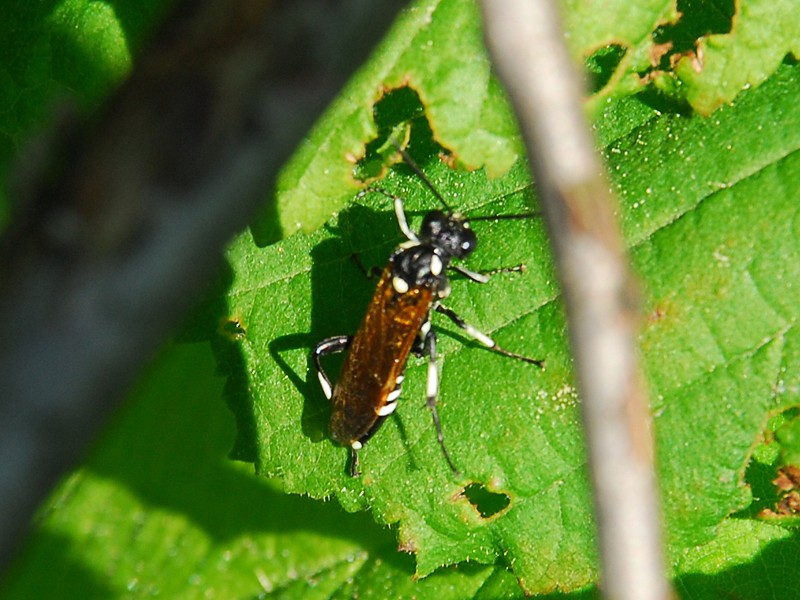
[774,465,800,491]
[650,41,673,67]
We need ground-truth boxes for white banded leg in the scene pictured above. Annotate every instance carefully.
[314,336,360,474]
[356,187,419,243]
[434,304,544,367]
[449,263,526,284]
[449,263,489,284]
[422,325,459,474]
[312,335,351,399]
[349,442,361,477]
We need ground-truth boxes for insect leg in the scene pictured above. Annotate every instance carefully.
[422,323,459,475]
[357,187,419,243]
[312,335,351,400]
[350,444,361,477]
[434,304,544,367]
[449,264,490,284]
[449,263,526,284]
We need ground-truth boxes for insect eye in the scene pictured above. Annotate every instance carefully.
[457,229,477,257]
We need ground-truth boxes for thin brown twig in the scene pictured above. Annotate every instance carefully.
[479,1,672,598]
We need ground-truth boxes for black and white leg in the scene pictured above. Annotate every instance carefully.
[356,187,418,243]
[312,335,351,400]
[350,449,360,476]
[434,304,544,367]
[314,335,362,474]
[449,263,526,284]
[420,320,459,475]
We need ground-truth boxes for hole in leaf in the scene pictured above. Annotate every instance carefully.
[733,408,800,520]
[219,317,246,340]
[733,456,781,519]
[585,44,627,94]
[353,85,446,182]
[461,482,511,518]
[652,0,735,69]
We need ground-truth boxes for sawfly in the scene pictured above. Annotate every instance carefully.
[314,143,543,476]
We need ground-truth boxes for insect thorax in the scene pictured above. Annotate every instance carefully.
[390,244,451,298]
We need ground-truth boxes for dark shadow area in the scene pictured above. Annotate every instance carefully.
[530,584,600,599]
[0,531,115,598]
[597,0,736,117]
[731,457,782,520]
[177,257,265,463]
[733,407,800,522]
[478,565,600,599]
[635,86,693,116]
[584,44,627,95]
[269,332,327,444]
[676,530,800,599]
[461,483,511,518]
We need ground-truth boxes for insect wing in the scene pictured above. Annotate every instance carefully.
[329,267,433,446]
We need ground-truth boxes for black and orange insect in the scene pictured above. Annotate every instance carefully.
[313,145,543,476]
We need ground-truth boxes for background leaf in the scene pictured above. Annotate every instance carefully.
[0,0,171,228]
[2,0,800,598]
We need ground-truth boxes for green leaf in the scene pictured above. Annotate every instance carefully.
[675,518,800,598]
[0,0,172,228]
[218,15,800,598]
[265,0,800,245]
[671,0,800,114]
[571,0,800,117]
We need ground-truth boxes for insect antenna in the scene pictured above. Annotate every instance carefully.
[389,140,453,213]
[468,212,540,221]
[390,139,540,222]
